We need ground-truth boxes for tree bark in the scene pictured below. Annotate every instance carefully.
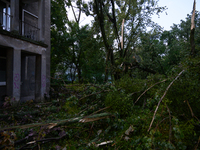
[190,0,196,56]
[94,0,115,82]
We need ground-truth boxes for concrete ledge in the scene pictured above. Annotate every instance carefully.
[0,34,47,55]
[0,29,48,48]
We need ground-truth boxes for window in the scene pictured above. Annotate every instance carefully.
[22,9,39,40]
[0,56,6,86]
[0,0,11,31]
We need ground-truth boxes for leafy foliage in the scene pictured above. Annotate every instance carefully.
[2,0,200,149]
[1,61,200,148]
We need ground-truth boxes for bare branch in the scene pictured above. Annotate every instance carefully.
[186,100,200,123]
[195,136,200,150]
[135,79,167,104]
[191,0,196,30]
[165,104,172,142]
[88,106,110,116]
[148,70,185,132]
[77,0,82,23]
[186,100,194,117]
[190,0,196,56]
[1,113,112,130]
[111,0,120,43]
[71,3,78,23]
[121,19,125,50]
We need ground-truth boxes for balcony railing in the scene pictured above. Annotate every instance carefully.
[19,20,40,41]
[20,9,40,41]
[0,10,40,41]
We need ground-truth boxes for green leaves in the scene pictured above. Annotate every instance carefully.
[48,2,200,149]
[51,0,68,31]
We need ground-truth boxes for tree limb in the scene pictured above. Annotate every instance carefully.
[148,70,185,132]
[165,104,172,142]
[186,100,200,123]
[17,133,67,150]
[0,113,112,130]
[195,136,200,150]
[70,3,78,23]
[111,0,120,44]
[135,79,167,104]
[190,0,196,56]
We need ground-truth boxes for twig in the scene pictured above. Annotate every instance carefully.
[88,106,110,116]
[166,104,172,142]
[77,106,90,115]
[155,117,169,131]
[38,143,40,150]
[88,122,94,139]
[186,100,200,123]
[195,136,200,150]
[17,143,34,150]
[186,100,194,117]
[148,70,185,132]
[129,90,143,97]
[135,79,167,104]
[79,90,110,101]
[18,134,67,150]
[77,104,98,116]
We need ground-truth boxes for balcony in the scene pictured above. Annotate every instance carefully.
[19,20,40,41]
[20,9,40,41]
[0,8,40,41]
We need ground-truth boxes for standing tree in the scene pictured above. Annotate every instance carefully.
[51,0,69,77]
[51,0,105,83]
[83,0,166,81]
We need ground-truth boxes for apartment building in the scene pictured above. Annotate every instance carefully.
[0,0,50,105]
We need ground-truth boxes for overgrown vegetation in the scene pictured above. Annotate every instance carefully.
[1,0,200,149]
[1,64,200,149]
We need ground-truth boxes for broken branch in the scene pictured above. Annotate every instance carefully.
[0,113,112,130]
[135,79,167,104]
[148,70,184,132]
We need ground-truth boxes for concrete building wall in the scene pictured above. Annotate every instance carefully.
[21,0,51,96]
[0,49,6,105]
[23,2,39,16]
[20,54,36,102]
[44,0,51,97]
[0,0,50,105]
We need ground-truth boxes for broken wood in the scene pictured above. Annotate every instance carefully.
[186,100,200,123]
[0,112,112,130]
[190,0,196,56]
[135,79,167,104]
[148,70,185,132]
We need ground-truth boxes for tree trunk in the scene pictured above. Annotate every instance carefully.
[190,0,196,56]
[77,67,82,83]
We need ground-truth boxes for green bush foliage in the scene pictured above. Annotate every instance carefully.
[1,61,200,149]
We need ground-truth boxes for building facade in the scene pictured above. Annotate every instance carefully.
[0,0,50,105]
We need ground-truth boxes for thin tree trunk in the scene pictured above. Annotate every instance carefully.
[190,0,196,56]
[121,19,124,49]
[77,67,82,83]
